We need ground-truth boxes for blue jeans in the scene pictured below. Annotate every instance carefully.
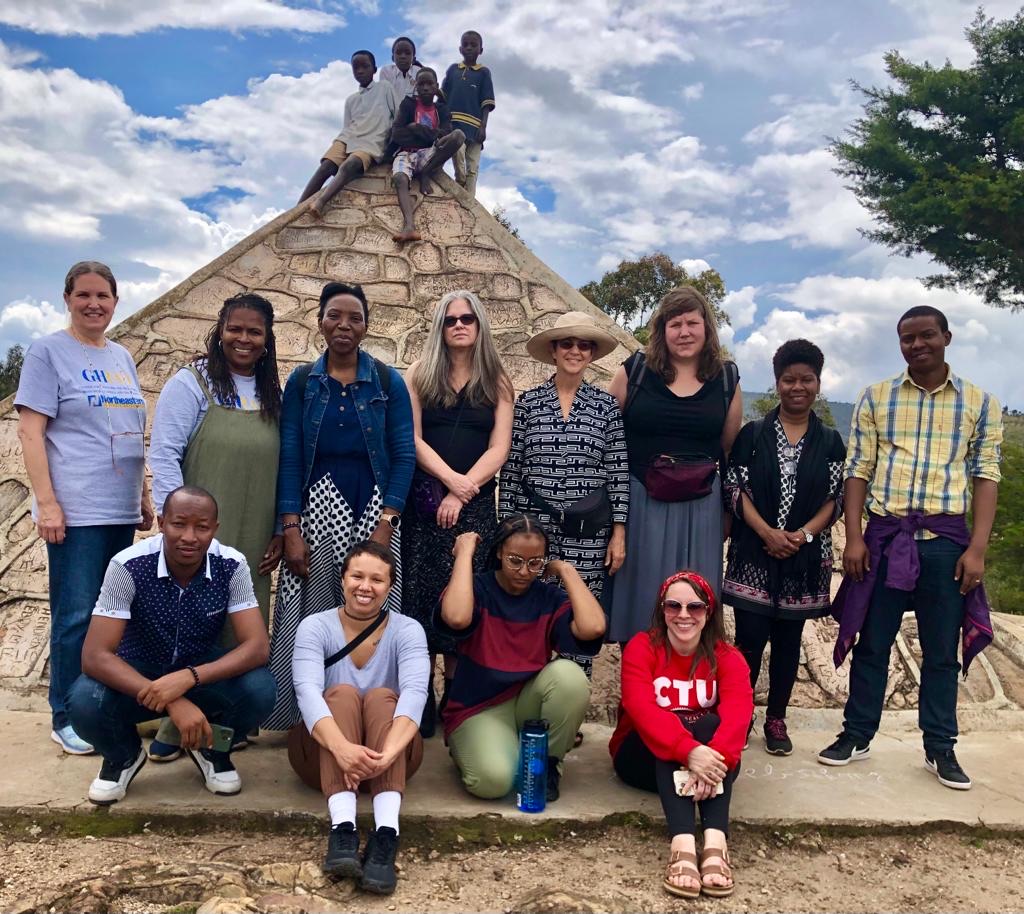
[843,537,965,752]
[47,524,136,729]
[67,655,277,767]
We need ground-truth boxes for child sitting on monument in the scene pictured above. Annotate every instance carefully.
[389,68,465,243]
[441,30,495,198]
[299,50,399,216]
[379,36,422,99]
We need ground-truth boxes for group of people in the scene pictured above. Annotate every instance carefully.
[298,31,495,240]
[15,259,1002,899]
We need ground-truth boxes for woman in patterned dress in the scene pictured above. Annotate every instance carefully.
[499,310,629,678]
[722,339,846,756]
[264,282,415,730]
[402,290,513,736]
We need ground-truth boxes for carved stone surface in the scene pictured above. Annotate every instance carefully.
[1,167,1021,718]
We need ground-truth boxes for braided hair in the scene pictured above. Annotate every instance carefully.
[198,293,282,422]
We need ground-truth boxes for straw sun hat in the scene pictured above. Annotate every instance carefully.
[525,310,618,365]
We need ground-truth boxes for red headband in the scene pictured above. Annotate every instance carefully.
[658,570,716,617]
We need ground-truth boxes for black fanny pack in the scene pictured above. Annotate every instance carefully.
[523,481,612,538]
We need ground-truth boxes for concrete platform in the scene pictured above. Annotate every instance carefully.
[5,709,1024,832]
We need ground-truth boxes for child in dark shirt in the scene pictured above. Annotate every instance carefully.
[440,30,495,198]
[298,50,398,215]
[389,68,465,243]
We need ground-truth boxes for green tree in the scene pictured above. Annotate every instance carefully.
[491,205,521,240]
[578,252,729,332]
[0,344,24,400]
[832,10,1024,309]
[749,389,836,428]
[987,419,1024,613]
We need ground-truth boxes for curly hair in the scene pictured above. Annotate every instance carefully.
[644,286,724,383]
[199,293,282,422]
[772,338,824,380]
[342,540,398,587]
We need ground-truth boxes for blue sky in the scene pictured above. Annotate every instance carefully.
[1,0,1022,407]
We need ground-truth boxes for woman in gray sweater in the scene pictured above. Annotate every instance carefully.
[287,541,429,895]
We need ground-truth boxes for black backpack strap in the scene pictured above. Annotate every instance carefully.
[294,361,313,393]
[324,609,388,668]
[372,357,392,395]
[722,360,738,415]
[623,352,647,417]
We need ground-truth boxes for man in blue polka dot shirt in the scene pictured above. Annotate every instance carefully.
[68,485,277,805]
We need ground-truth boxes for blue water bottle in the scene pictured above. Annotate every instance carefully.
[517,718,549,813]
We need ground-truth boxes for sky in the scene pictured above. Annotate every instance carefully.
[0,0,1022,408]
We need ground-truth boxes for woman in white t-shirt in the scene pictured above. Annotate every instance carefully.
[15,261,154,755]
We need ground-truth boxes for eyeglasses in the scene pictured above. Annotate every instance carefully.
[503,554,546,574]
[443,313,478,328]
[662,599,709,616]
[555,338,596,353]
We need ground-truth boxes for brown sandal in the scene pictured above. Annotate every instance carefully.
[699,845,735,897]
[663,848,701,899]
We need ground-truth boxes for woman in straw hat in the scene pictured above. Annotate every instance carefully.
[499,310,629,678]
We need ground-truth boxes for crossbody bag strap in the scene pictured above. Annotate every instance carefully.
[325,609,388,668]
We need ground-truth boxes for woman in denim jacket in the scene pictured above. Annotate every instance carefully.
[264,282,415,730]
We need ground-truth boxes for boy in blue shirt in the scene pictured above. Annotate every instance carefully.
[441,31,495,198]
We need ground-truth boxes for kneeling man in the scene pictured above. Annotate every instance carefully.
[68,485,276,805]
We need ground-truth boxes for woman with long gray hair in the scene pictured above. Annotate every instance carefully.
[401,290,513,736]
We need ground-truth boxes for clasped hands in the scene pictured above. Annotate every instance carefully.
[331,739,395,791]
[682,744,729,802]
[437,473,479,530]
[136,669,213,749]
[761,527,806,559]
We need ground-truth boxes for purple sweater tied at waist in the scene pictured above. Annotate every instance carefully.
[831,513,993,674]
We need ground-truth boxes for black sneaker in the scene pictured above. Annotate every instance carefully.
[817,732,870,766]
[925,748,972,791]
[763,716,793,756]
[360,826,399,894]
[545,756,561,803]
[323,822,362,877]
[185,747,241,794]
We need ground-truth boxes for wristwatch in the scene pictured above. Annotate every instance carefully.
[384,513,401,530]
[799,526,813,543]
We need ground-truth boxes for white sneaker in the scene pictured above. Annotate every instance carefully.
[186,747,241,795]
[88,747,147,805]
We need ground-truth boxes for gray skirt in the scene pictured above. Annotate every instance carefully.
[605,474,723,643]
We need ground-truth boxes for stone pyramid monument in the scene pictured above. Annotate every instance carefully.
[0,169,636,705]
[1,168,1020,718]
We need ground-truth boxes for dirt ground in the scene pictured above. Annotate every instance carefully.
[2,822,1023,914]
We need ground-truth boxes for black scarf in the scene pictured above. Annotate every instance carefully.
[732,407,834,602]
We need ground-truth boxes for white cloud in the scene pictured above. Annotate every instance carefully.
[0,298,65,338]
[681,82,704,101]
[738,148,868,249]
[0,1,344,36]
[743,83,860,150]
[731,274,1022,407]
[680,258,713,275]
[722,285,759,330]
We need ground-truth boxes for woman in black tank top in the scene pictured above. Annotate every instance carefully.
[605,287,743,644]
[402,290,514,737]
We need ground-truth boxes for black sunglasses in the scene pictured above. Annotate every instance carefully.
[443,313,478,328]
[555,338,596,352]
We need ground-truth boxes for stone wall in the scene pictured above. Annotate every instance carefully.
[0,169,636,702]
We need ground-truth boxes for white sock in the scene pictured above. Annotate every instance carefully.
[327,791,357,827]
[372,790,402,833]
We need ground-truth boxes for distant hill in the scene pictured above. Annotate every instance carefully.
[744,394,855,443]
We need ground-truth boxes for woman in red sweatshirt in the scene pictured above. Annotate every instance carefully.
[609,570,752,899]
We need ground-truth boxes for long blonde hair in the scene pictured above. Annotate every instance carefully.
[414,290,512,408]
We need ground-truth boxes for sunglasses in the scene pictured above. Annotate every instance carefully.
[662,599,709,616]
[503,553,546,574]
[555,337,596,353]
[444,313,478,328]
